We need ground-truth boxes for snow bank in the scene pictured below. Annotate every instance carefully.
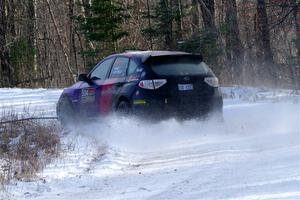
[221,86,300,103]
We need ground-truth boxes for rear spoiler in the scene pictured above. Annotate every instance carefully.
[142,53,203,64]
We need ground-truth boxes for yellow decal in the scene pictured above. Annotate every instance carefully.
[133,99,146,105]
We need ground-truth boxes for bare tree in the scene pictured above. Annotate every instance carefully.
[224,0,244,84]
[68,0,78,74]
[0,0,298,88]
[198,0,216,33]
[190,0,200,35]
[172,0,183,41]
[27,0,37,84]
[0,0,13,87]
[256,0,276,86]
[292,0,300,65]
[45,0,75,82]
[146,0,153,49]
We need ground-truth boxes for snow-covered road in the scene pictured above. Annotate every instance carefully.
[1,87,300,200]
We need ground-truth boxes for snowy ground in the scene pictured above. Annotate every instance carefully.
[0,88,62,117]
[0,87,300,200]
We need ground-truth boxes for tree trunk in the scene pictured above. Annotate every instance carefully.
[224,0,244,84]
[159,0,173,49]
[78,0,96,70]
[81,0,91,18]
[0,0,13,87]
[172,0,183,41]
[7,0,16,37]
[45,0,75,82]
[198,0,216,33]
[292,0,300,89]
[256,0,276,86]
[68,0,78,76]
[292,0,300,65]
[146,0,153,50]
[28,0,37,85]
[191,0,200,34]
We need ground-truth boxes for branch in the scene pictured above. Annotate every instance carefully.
[269,1,300,31]
[15,76,53,85]
[0,117,58,125]
[196,0,218,34]
[197,0,212,20]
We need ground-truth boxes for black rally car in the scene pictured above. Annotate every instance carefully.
[57,51,223,122]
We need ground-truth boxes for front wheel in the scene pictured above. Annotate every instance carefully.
[57,96,77,126]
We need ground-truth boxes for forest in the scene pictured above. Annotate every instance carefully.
[0,0,299,88]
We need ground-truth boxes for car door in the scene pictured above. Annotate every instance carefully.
[79,57,115,117]
[99,56,130,114]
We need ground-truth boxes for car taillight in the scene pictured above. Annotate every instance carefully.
[138,79,167,90]
[138,80,154,89]
[204,77,219,87]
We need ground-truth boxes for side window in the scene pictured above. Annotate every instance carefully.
[90,58,114,80]
[128,59,138,75]
[109,57,129,78]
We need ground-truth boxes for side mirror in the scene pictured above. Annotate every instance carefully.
[78,74,89,82]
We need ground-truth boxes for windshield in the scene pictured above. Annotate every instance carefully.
[150,56,210,76]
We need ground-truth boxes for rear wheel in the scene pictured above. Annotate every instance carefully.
[117,100,130,115]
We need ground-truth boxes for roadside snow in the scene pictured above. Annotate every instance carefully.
[0,87,299,200]
[0,88,62,117]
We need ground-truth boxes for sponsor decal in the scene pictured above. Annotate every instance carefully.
[133,99,146,105]
[99,84,114,114]
[128,74,140,82]
[81,88,95,103]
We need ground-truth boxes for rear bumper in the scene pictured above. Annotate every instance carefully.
[131,91,223,120]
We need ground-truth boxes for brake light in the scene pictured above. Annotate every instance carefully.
[204,77,219,87]
[138,80,154,89]
[138,79,167,89]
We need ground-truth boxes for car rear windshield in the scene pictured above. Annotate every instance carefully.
[150,56,210,76]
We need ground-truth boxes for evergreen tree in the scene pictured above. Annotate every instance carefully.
[142,0,184,50]
[155,0,174,49]
[77,0,128,56]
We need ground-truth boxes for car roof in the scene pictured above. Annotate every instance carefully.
[112,51,199,63]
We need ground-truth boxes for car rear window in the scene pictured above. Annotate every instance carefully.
[150,56,210,76]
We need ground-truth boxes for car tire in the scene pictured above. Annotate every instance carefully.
[57,96,76,126]
[117,100,130,115]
